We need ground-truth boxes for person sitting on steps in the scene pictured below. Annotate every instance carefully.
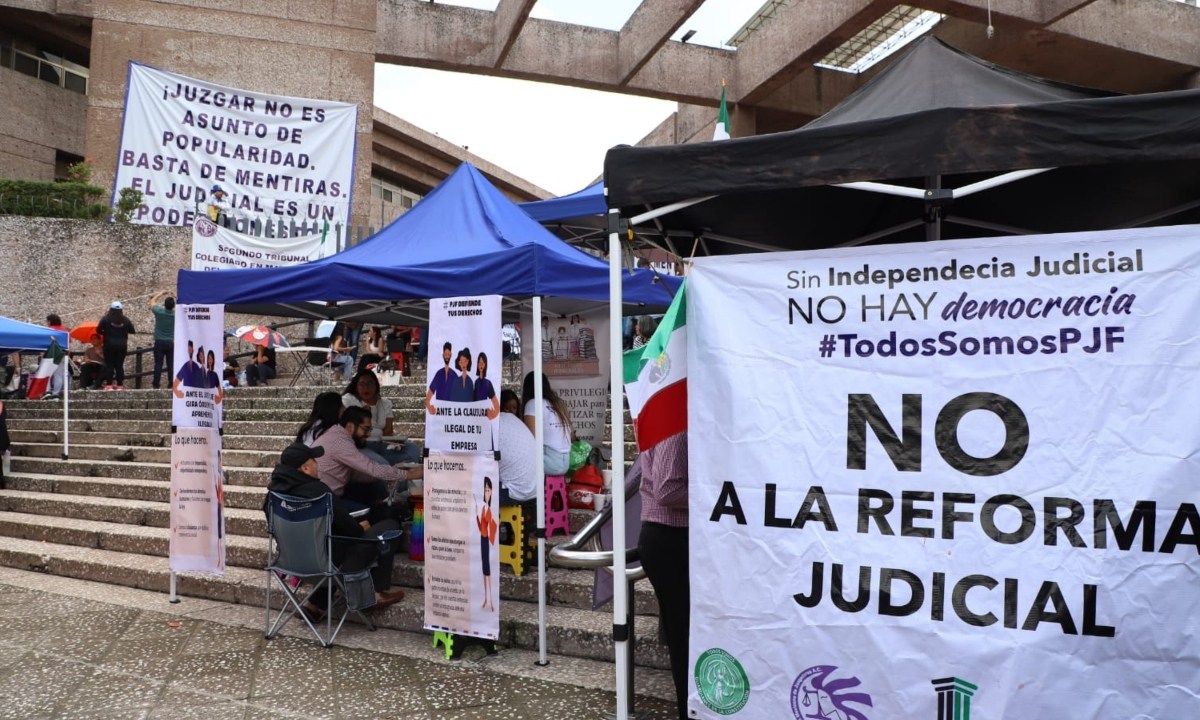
[265,442,406,620]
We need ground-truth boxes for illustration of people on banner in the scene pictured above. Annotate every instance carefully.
[423,451,500,638]
[171,304,225,429]
[424,295,502,452]
[522,308,611,449]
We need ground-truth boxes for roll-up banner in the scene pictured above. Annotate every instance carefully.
[422,451,501,640]
[168,304,226,575]
[424,296,502,453]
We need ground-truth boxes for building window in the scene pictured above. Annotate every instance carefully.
[1,44,89,94]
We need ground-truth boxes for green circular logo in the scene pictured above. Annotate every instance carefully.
[694,648,750,715]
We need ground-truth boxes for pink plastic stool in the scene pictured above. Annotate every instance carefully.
[544,474,570,538]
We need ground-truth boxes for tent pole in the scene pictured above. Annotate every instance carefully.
[62,356,69,459]
[608,207,631,720]
[925,175,944,242]
[533,296,548,666]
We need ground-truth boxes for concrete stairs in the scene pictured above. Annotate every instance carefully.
[0,381,664,670]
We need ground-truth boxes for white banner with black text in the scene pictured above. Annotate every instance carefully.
[685,225,1200,719]
[115,63,357,227]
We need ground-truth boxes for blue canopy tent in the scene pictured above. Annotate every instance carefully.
[0,316,68,353]
[0,315,71,457]
[520,180,605,223]
[177,162,678,666]
[177,164,678,320]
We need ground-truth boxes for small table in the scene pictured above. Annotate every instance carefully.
[274,345,332,386]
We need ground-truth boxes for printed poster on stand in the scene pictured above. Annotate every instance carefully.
[171,304,225,429]
[520,309,611,448]
[168,304,226,574]
[422,451,501,639]
[685,225,1200,719]
[168,427,225,574]
[424,295,502,452]
[191,216,331,270]
[114,63,357,227]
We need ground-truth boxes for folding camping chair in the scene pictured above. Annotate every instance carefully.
[263,491,398,647]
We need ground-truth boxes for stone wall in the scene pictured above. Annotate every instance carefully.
[0,216,188,337]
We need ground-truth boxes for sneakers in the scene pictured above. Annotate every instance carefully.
[102,385,114,391]
[115,385,125,390]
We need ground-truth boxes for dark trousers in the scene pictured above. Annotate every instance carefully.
[152,339,173,389]
[639,521,690,719]
[102,344,128,386]
[246,362,277,386]
[79,363,110,389]
[312,518,401,608]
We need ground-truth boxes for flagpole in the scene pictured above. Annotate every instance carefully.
[608,206,631,719]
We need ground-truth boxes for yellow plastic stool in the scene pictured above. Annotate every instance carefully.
[432,630,454,660]
[498,503,533,576]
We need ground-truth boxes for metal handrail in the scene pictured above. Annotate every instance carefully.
[548,471,646,582]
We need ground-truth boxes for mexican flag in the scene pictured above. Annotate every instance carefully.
[713,82,730,141]
[26,338,66,400]
[623,283,687,452]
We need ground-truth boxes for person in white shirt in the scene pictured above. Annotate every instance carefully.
[497,390,538,503]
[520,372,573,476]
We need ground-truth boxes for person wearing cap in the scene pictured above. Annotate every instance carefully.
[206,184,231,224]
[266,442,406,616]
[97,301,135,390]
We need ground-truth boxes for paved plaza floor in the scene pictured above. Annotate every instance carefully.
[0,568,675,719]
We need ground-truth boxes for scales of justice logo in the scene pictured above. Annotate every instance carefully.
[790,665,873,720]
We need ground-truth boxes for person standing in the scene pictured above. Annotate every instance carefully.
[148,292,175,390]
[44,313,68,397]
[0,398,10,489]
[638,431,690,719]
[97,301,135,390]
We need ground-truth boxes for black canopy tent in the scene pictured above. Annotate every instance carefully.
[603,37,1200,254]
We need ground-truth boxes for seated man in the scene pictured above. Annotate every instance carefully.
[265,442,406,616]
[498,389,538,504]
[312,406,423,520]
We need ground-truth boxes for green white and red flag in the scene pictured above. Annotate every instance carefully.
[713,81,730,141]
[623,283,687,452]
[25,338,65,400]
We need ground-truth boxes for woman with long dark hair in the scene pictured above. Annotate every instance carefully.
[358,326,385,371]
[295,391,344,445]
[520,371,573,475]
[342,369,420,464]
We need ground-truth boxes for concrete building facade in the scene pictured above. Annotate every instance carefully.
[4,0,1200,230]
[1,0,547,233]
